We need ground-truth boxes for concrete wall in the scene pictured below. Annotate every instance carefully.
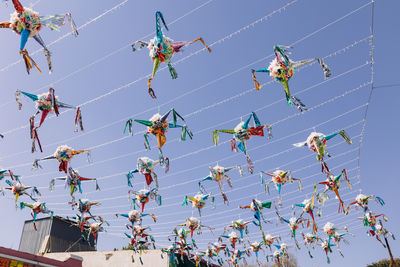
[44,250,169,267]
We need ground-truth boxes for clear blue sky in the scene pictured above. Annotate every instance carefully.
[0,0,399,266]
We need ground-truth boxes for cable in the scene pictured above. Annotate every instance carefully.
[96,159,360,227]
[7,54,370,173]
[1,38,369,162]
[1,13,370,139]
[75,1,300,109]
[52,158,362,248]
[26,120,365,219]
[31,0,41,7]
[109,216,362,244]
[49,134,360,210]
[47,160,363,252]
[92,166,360,226]
[17,84,367,179]
[1,2,372,171]
[373,83,400,89]
[187,62,369,120]
[0,1,376,260]
[44,118,361,202]
[290,1,372,47]
[104,0,373,252]
[47,140,359,209]
[272,80,371,126]
[77,0,373,107]
[105,193,360,242]
[11,77,370,177]
[90,0,372,109]
[77,190,360,240]
[0,0,298,137]
[155,221,362,247]
[0,0,130,73]
[0,0,215,110]
[356,0,375,185]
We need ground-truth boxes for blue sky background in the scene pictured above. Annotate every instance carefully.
[0,0,399,266]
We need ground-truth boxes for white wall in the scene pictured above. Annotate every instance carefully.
[44,250,169,267]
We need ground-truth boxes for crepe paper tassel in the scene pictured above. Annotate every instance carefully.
[15,90,22,110]
[191,238,197,249]
[49,179,55,191]
[171,109,183,126]
[181,126,193,141]
[74,107,84,132]
[317,193,329,207]
[182,196,188,206]
[230,139,237,152]
[212,130,220,146]
[20,49,41,74]
[86,150,92,163]
[224,176,232,189]
[251,70,262,90]
[44,49,52,73]
[298,180,303,191]
[95,179,100,191]
[247,156,254,174]
[164,157,170,173]
[339,130,352,144]
[144,134,151,150]
[158,150,165,163]
[341,169,352,189]
[131,199,137,210]
[153,172,159,189]
[211,196,216,209]
[237,165,245,176]
[222,192,229,205]
[266,125,273,139]
[127,190,132,202]
[264,182,270,195]
[66,13,79,37]
[32,187,41,198]
[29,116,35,139]
[168,63,178,79]
[317,58,331,78]
[148,88,157,99]
[198,182,207,194]
[259,172,265,185]
[131,40,148,52]
[6,171,15,181]
[126,171,134,187]
[49,88,59,116]
[19,202,26,210]
[156,195,162,206]
[124,119,134,135]
[375,196,385,206]
[289,95,308,113]
[30,121,43,153]
[322,161,330,174]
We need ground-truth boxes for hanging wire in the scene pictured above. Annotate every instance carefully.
[356,0,375,186]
